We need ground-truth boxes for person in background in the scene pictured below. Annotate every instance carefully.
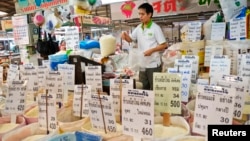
[59,40,66,51]
[121,3,167,90]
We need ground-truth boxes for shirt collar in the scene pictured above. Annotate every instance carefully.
[141,20,153,29]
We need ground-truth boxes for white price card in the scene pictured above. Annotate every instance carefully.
[168,67,192,103]
[209,55,231,85]
[46,71,64,103]
[85,66,103,93]
[211,22,226,40]
[193,85,235,136]
[73,85,91,117]
[217,75,249,119]
[110,79,133,117]
[58,64,75,91]
[230,17,246,40]
[4,80,27,114]
[7,64,19,84]
[181,55,199,82]
[0,66,3,85]
[38,94,57,132]
[122,89,154,139]
[89,95,117,133]
[204,45,224,67]
[153,73,181,114]
[37,66,49,90]
[187,22,202,41]
[21,66,39,93]
[65,26,80,50]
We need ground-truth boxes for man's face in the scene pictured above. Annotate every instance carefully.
[138,8,151,23]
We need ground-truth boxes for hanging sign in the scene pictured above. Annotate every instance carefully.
[15,0,69,14]
[12,15,29,45]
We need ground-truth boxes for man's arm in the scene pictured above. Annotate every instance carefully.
[144,42,167,56]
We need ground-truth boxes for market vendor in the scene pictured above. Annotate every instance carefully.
[121,3,167,90]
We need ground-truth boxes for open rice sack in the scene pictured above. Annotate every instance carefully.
[2,122,58,141]
[0,115,26,140]
[81,119,123,141]
[169,135,205,141]
[58,117,90,133]
[153,116,190,141]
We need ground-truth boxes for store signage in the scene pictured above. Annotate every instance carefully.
[37,65,49,90]
[182,55,199,82]
[77,15,111,26]
[64,26,80,51]
[21,66,39,93]
[58,64,75,91]
[15,0,69,14]
[211,22,226,40]
[110,0,219,20]
[153,73,181,114]
[12,15,30,45]
[7,64,19,84]
[229,17,246,40]
[204,45,223,67]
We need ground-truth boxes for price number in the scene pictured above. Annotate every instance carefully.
[144,119,152,125]
[233,110,241,118]
[181,91,188,96]
[17,105,24,111]
[49,123,57,129]
[142,127,153,136]
[173,93,179,98]
[220,117,230,123]
[170,100,180,108]
[107,126,116,132]
[56,94,62,99]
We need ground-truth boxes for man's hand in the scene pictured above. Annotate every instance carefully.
[121,32,132,42]
[144,48,154,56]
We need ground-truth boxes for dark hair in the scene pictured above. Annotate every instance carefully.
[138,3,154,17]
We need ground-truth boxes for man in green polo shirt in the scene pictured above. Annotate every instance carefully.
[121,2,167,90]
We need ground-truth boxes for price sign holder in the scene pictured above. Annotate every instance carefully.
[119,75,122,124]
[97,89,107,134]
[80,83,84,119]
[46,89,49,134]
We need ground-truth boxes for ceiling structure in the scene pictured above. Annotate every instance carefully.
[0,0,16,20]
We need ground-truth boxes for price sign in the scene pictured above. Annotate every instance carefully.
[211,22,226,40]
[5,80,27,114]
[153,73,181,114]
[187,22,202,41]
[110,79,133,116]
[21,66,39,93]
[88,95,117,133]
[46,71,64,103]
[168,67,192,103]
[65,26,80,50]
[181,55,199,82]
[7,64,19,84]
[85,66,102,93]
[37,66,49,90]
[217,75,248,119]
[209,55,231,85]
[38,94,57,132]
[239,54,250,77]
[58,64,75,91]
[230,17,246,40]
[193,85,235,136]
[122,89,154,139]
[73,85,91,117]
[204,45,224,67]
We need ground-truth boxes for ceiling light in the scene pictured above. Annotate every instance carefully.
[0,11,8,16]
